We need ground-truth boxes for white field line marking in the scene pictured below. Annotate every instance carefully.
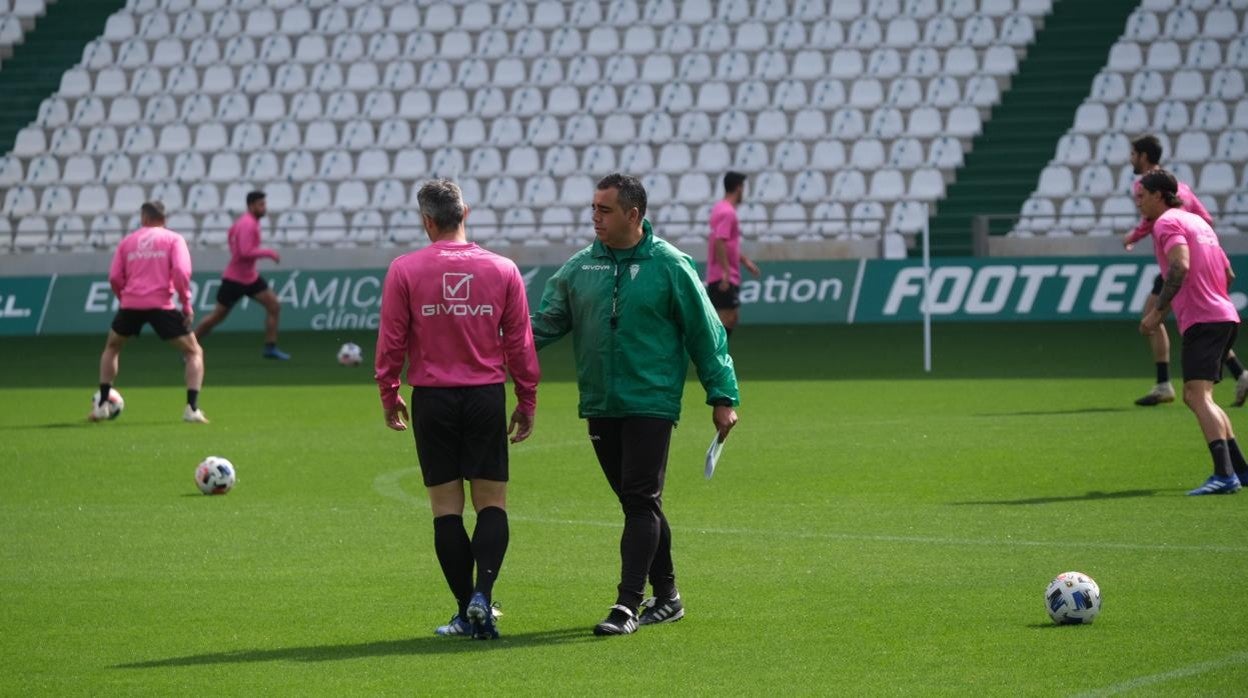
[373,468,1248,554]
[1074,651,1248,697]
[508,439,588,452]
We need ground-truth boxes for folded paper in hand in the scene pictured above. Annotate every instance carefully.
[705,432,726,479]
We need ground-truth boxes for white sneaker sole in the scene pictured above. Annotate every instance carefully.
[639,607,685,626]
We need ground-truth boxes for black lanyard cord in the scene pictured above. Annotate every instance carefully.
[607,243,641,330]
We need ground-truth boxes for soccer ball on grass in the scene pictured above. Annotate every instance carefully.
[337,342,363,366]
[90,388,125,420]
[195,456,236,495]
[1045,571,1101,625]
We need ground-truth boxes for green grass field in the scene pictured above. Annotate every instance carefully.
[3,323,1247,695]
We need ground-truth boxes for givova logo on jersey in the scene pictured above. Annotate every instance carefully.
[126,232,168,262]
[421,273,495,317]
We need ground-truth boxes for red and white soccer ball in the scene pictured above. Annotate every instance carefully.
[337,342,363,366]
[195,456,236,495]
[90,388,125,420]
[1045,571,1101,625]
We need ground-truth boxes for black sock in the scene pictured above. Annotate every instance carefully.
[1228,439,1248,475]
[98,383,112,406]
[1156,362,1169,385]
[1209,439,1234,478]
[433,514,474,617]
[264,342,275,351]
[187,389,199,411]
[471,506,509,602]
[1227,356,1245,380]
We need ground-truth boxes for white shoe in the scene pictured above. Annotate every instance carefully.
[1134,383,1175,406]
[1234,374,1248,407]
[87,403,112,422]
[182,405,210,423]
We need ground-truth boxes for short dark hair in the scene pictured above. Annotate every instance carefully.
[246,191,266,206]
[1138,169,1183,207]
[596,173,647,218]
[416,178,466,231]
[140,201,166,222]
[723,171,747,195]
[1131,134,1163,166]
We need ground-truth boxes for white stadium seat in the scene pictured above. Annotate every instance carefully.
[909,168,944,199]
[869,169,905,201]
[1058,197,1097,233]
[906,45,942,78]
[1216,130,1248,161]
[1013,197,1056,236]
[1175,132,1213,163]
[1108,41,1143,72]
[1198,162,1237,195]
[1077,164,1114,197]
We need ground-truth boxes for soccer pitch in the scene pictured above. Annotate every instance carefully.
[2,323,1246,695]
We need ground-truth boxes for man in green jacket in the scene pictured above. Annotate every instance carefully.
[531,173,740,636]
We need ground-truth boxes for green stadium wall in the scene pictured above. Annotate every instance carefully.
[4,256,1245,335]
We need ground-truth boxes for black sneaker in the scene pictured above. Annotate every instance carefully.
[592,604,638,636]
[638,594,684,625]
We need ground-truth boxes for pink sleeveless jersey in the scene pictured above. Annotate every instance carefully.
[375,241,539,414]
[108,226,193,314]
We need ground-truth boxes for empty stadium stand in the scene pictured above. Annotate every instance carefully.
[1010,0,1248,242]
[2,0,1052,254]
[0,0,1245,260]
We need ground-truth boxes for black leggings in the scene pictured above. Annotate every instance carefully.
[587,417,677,609]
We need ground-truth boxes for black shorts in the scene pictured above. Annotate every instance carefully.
[216,277,269,308]
[410,383,508,487]
[1181,322,1238,383]
[705,282,740,310]
[1151,274,1164,296]
[111,308,190,340]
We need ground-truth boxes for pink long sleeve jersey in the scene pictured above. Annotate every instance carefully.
[222,213,278,284]
[109,226,193,314]
[375,241,539,414]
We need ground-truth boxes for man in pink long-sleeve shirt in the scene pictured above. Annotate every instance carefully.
[194,191,290,360]
[1137,170,1246,495]
[375,179,539,640]
[1121,135,1248,407]
[90,201,209,424]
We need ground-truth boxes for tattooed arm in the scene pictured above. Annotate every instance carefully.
[1141,244,1189,336]
[1154,244,1190,315]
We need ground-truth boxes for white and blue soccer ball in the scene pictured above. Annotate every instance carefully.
[337,342,363,366]
[1045,571,1101,625]
[195,456,236,495]
[90,388,124,420]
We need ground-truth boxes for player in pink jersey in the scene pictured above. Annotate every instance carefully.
[193,191,291,360]
[1122,135,1248,407]
[705,171,761,339]
[375,179,539,639]
[90,202,208,424]
[1137,171,1247,495]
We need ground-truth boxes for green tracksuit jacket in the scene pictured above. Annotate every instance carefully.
[531,220,739,422]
